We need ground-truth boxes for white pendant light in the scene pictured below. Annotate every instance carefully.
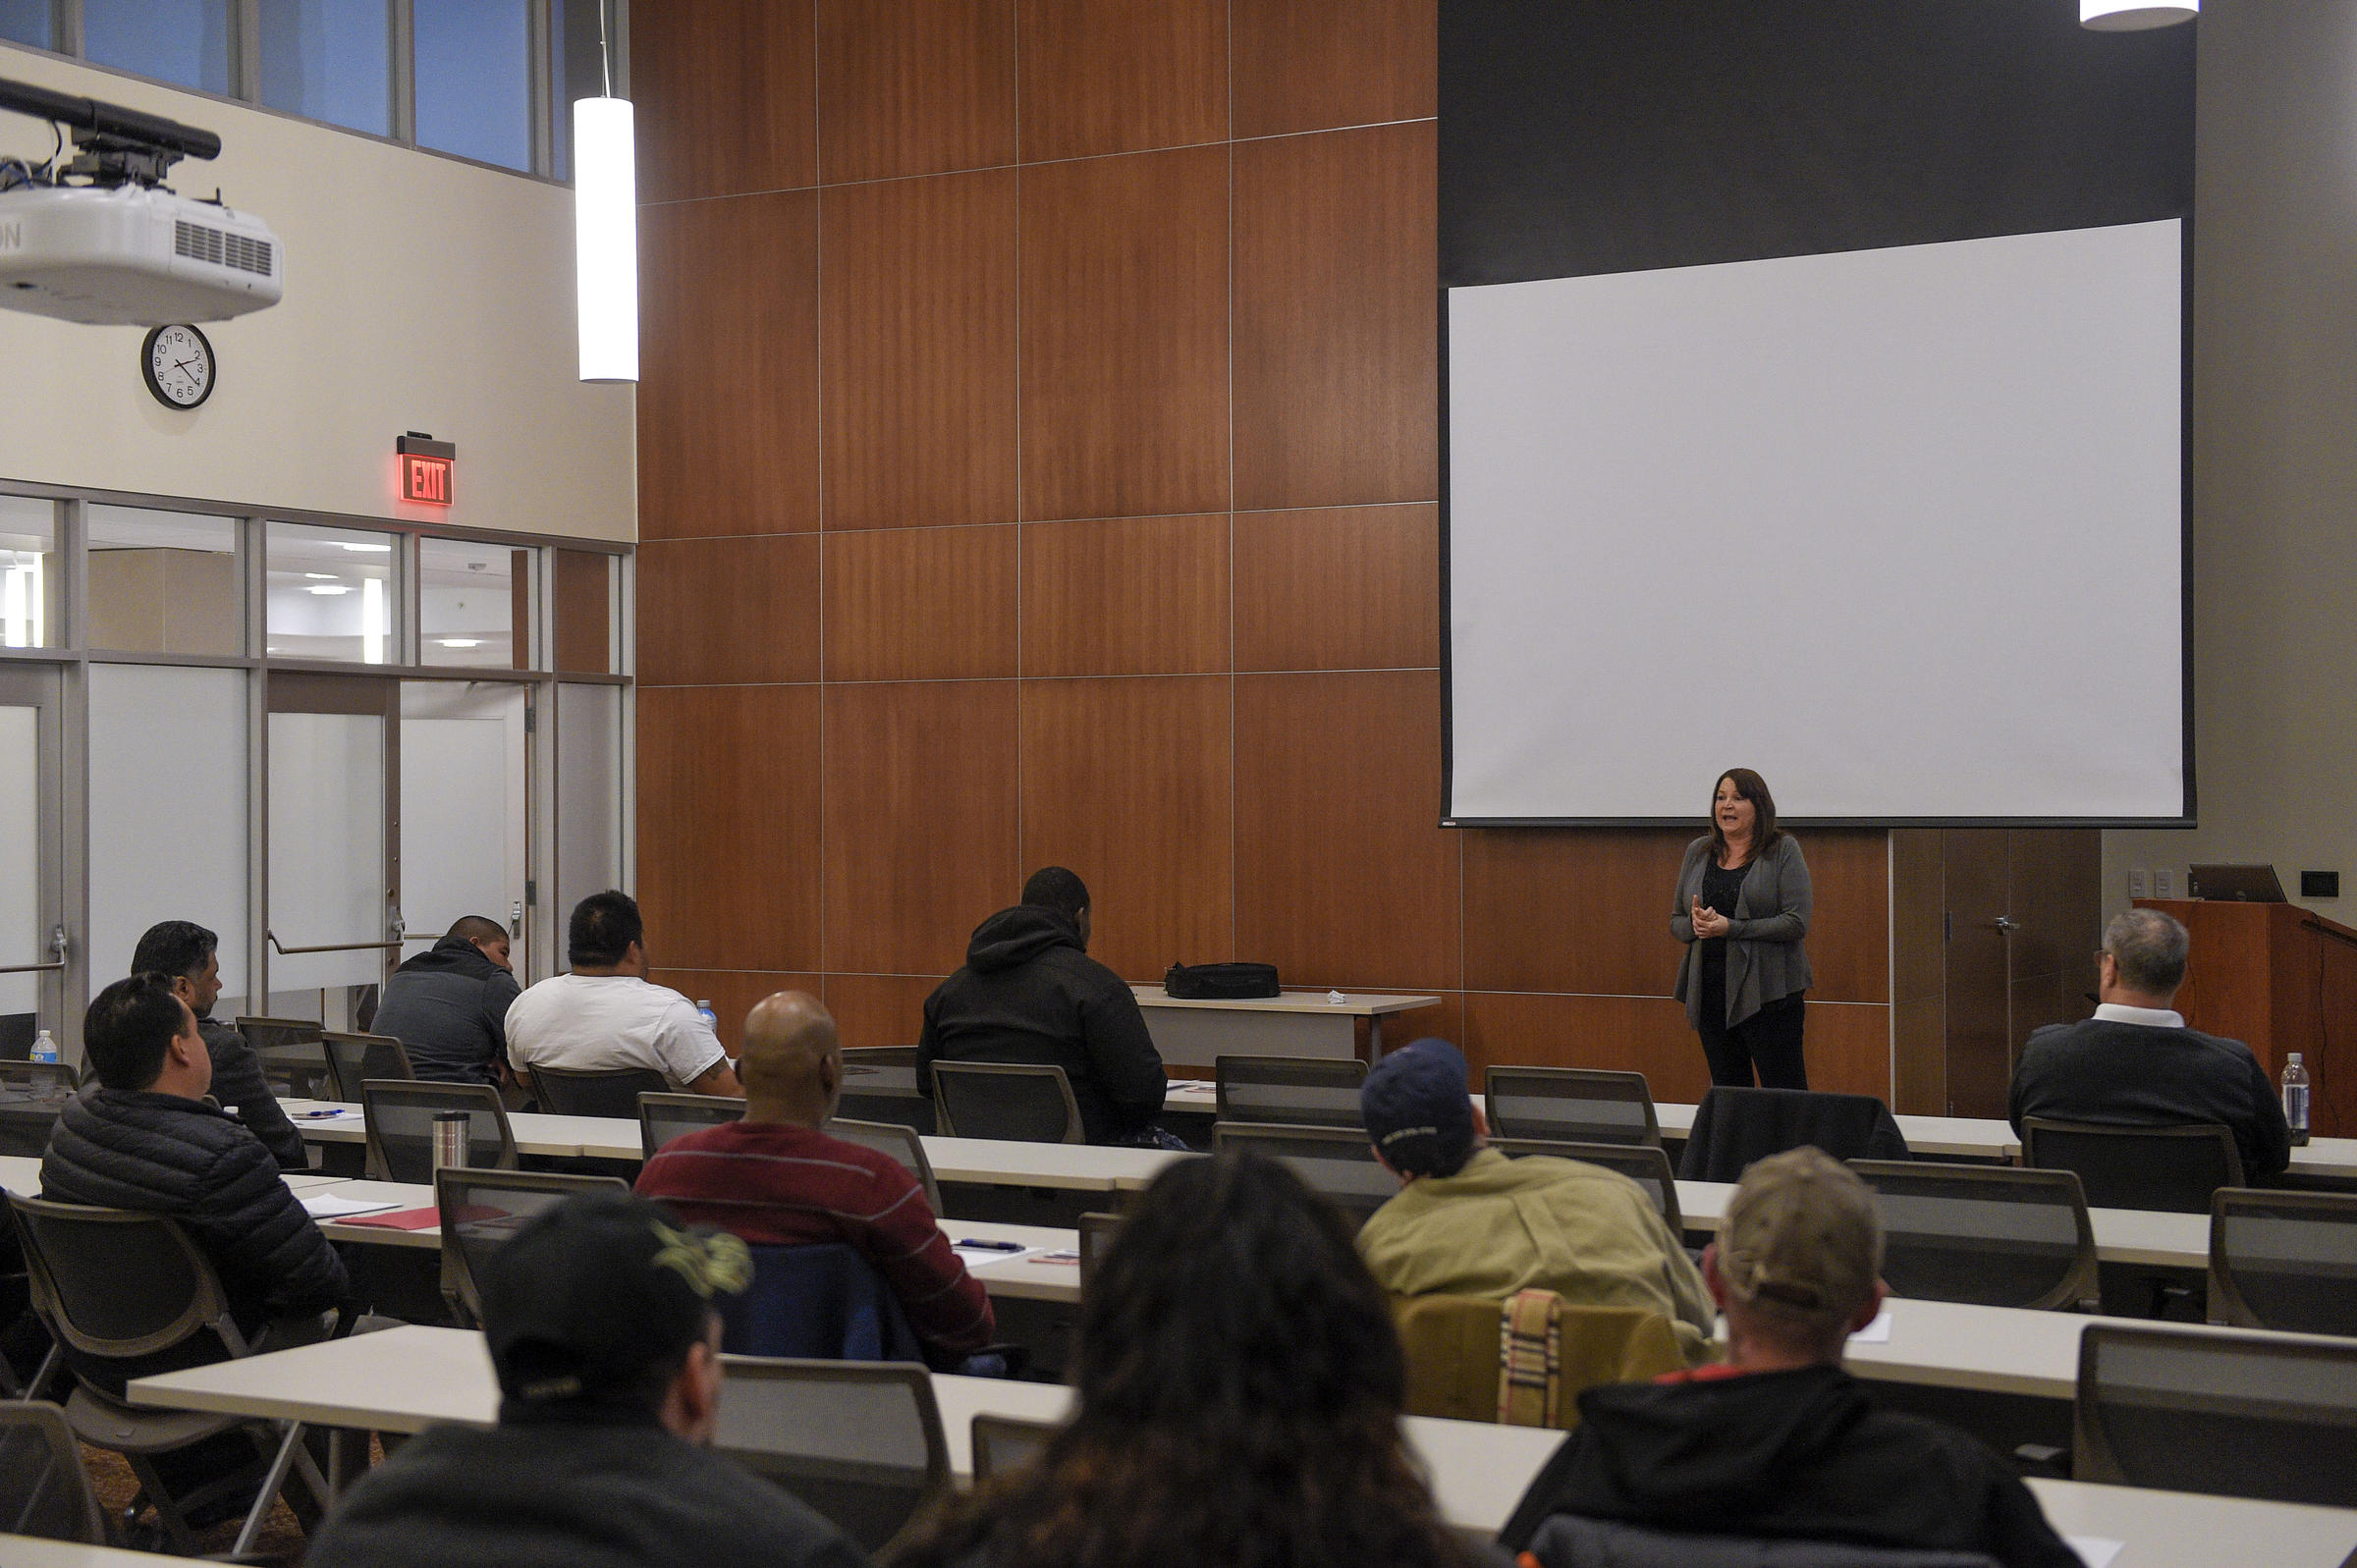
[2081,0,2197,30]
[575,1,636,383]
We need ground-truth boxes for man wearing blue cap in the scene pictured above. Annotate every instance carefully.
[1356,1039,1713,1361]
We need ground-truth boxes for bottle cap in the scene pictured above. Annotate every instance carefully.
[2289,1053,2304,1064]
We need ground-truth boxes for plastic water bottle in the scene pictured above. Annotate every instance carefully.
[2282,1054,2312,1147]
[27,1030,57,1065]
[695,1000,718,1037]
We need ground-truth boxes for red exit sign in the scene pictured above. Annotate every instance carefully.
[397,433,456,506]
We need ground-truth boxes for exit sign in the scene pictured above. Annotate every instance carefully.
[397,432,456,506]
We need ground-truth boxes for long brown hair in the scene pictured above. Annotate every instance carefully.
[884,1152,1476,1568]
[1709,768,1783,866]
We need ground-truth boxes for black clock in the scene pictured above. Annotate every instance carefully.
[140,323,217,409]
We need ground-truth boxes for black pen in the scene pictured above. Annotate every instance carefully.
[951,1238,1024,1252]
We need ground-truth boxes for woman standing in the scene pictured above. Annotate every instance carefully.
[1672,768,1813,1089]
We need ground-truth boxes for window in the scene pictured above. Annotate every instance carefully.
[419,537,531,669]
[265,520,396,663]
[0,495,55,650]
[412,0,533,172]
[82,0,233,97]
[0,0,51,50]
[548,0,613,183]
[86,506,240,657]
[258,0,394,137]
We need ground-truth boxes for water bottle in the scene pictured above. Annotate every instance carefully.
[695,1000,719,1037]
[2282,1053,2312,1147]
[27,1030,58,1065]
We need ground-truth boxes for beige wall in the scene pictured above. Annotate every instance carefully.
[0,46,634,541]
[2104,0,2357,924]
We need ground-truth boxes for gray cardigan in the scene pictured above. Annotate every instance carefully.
[1671,834,1813,1030]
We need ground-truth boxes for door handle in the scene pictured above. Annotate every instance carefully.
[0,926,67,976]
[510,900,523,940]
[1993,916,2022,933]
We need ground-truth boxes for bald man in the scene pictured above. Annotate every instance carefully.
[633,992,994,1365]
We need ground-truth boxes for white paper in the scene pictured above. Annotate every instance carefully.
[2067,1537,2124,1568]
[1846,1309,1893,1345]
[301,1193,404,1219]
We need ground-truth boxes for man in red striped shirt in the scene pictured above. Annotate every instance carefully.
[635,991,994,1363]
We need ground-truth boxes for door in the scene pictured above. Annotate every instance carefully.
[399,680,530,975]
[0,665,66,1054]
[265,674,400,1027]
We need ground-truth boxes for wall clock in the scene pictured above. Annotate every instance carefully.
[141,323,216,409]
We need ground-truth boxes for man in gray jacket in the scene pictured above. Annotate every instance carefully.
[132,921,307,1170]
[371,916,521,1087]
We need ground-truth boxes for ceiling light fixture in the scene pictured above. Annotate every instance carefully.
[2080,0,2196,28]
[303,571,335,579]
[576,0,637,383]
[335,541,392,553]
[304,583,353,595]
[438,637,482,648]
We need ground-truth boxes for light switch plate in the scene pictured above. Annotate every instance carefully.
[2154,868,2175,898]
[2129,869,2150,898]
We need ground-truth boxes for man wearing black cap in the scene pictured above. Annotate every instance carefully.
[306,1191,866,1568]
[1355,1038,1713,1361]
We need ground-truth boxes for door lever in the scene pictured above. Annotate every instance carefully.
[510,900,523,940]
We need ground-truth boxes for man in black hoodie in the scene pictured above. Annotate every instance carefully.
[1500,1147,2079,1568]
[371,915,522,1086]
[132,921,307,1170]
[917,868,1170,1146]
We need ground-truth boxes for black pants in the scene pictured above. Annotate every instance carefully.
[1697,991,1808,1090]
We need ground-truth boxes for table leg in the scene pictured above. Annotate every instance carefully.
[1369,1015,1387,1061]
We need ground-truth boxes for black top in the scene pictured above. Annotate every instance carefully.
[197,1016,308,1170]
[2008,1015,2291,1179]
[371,936,523,1086]
[1697,859,1751,962]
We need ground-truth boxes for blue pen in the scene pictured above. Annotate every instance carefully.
[952,1239,1023,1252]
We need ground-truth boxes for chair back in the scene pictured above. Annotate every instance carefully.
[2021,1117,2242,1213]
[1076,1211,1123,1295]
[1214,1054,1367,1128]
[361,1079,518,1183]
[235,1015,324,1054]
[1496,1138,1682,1233]
[931,1061,1084,1144]
[638,1091,744,1159]
[2209,1187,2357,1335]
[1675,1086,1909,1182]
[1487,1066,1662,1148]
[2073,1322,2357,1507]
[840,1047,936,1135]
[1848,1160,2099,1312]
[1391,1293,1684,1428]
[825,1118,944,1215]
[239,1016,333,1098]
[529,1063,673,1119]
[1214,1122,1395,1232]
[1519,1514,2000,1568]
[436,1167,629,1325]
[719,1243,927,1365]
[712,1356,951,1551]
[970,1412,1058,1481]
[322,1030,414,1103]
[5,1195,235,1361]
[0,1401,107,1543]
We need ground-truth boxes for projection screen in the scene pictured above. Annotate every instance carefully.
[1444,219,2186,825]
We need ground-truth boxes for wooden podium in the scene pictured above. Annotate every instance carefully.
[2137,899,2357,1139]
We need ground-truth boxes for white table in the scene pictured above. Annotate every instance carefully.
[279,1099,595,1160]
[1128,987,1443,1066]
[2022,1477,2357,1568]
[1672,1180,2214,1270]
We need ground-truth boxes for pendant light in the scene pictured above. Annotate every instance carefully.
[575,0,636,383]
[2080,0,2197,30]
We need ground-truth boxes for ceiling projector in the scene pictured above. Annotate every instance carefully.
[0,77,282,326]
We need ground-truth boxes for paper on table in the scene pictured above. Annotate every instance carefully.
[1846,1309,1892,1344]
[2066,1537,2124,1568]
[300,1193,402,1219]
[952,1244,1041,1268]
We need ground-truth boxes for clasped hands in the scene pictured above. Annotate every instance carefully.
[1690,897,1731,940]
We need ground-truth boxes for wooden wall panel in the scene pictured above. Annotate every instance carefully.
[1805,1002,1893,1100]
[631,0,815,201]
[1020,514,1230,676]
[1234,671,1459,990]
[826,972,947,1052]
[1462,992,1712,1105]
[816,0,1015,183]
[1800,829,1891,1004]
[550,549,613,675]
[1019,676,1233,983]
[1232,505,1437,673]
[822,681,1021,975]
[636,536,819,686]
[821,171,1019,530]
[639,192,820,540]
[1233,122,1436,510]
[637,685,823,972]
[1019,146,1232,523]
[1462,829,1693,997]
[1232,0,1437,138]
[1015,0,1228,161]
[823,526,1017,681]
[647,969,824,1055]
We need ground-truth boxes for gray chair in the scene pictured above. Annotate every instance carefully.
[2209,1187,2357,1335]
[237,1015,331,1097]
[931,1061,1084,1145]
[2074,1322,2357,1507]
[529,1063,672,1119]
[1214,1122,1397,1232]
[1848,1160,2100,1313]
[639,1091,744,1160]
[1520,1514,1999,1567]
[0,1400,107,1543]
[2021,1117,2242,1213]
[713,1356,951,1552]
[1076,1211,1123,1295]
[825,1117,944,1215]
[436,1167,630,1326]
[322,1030,414,1103]
[361,1079,518,1183]
[1487,1066,1664,1149]
[1497,1137,1683,1234]
[1215,1054,1367,1128]
[841,1047,936,1136]
[970,1411,1058,1480]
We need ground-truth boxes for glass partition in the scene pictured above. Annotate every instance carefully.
[267,705,388,1005]
[401,681,529,972]
[87,506,241,657]
[0,495,55,650]
[266,521,396,664]
[420,538,532,669]
[556,682,623,927]
[0,705,35,1035]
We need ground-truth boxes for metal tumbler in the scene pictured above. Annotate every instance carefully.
[430,1109,470,1172]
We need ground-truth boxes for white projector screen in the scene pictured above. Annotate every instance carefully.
[1446,220,2186,824]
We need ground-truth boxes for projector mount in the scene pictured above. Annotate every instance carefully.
[0,77,221,192]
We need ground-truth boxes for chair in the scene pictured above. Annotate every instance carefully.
[840,1047,937,1136]
[1675,1086,1909,1182]
[528,1063,673,1119]
[1848,1160,2100,1312]
[361,1079,518,1183]
[321,1030,414,1103]
[1214,1054,1368,1128]
[436,1167,629,1326]
[1486,1066,1663,1148]
[2073,1322,2357,1507]
[1517,1514,2001,1568]
[6,1195,332,1557]
[1497,1138,1683,1233]
[1391,1293,1685,1428]
[1076,1211,1122,1295]
[970,1412,1058,1480]
[1214,1122,1397,1232]
[2208,1187,2357,1335]
[931,1061,1084,1145]
[638,1091,744,1160]
[0,1401,106,1543]
[719,1244,926,1365]
[825,1117,945,1215]
[712,1356,951,1552]
[2021,1117,2242,1213]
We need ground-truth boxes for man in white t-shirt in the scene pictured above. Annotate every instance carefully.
[506,892,742,1097]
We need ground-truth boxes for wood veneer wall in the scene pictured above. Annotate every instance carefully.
[628,0,1894,1103]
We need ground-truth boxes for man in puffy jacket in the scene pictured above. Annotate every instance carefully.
[371,915,522,1086]
[917,867,1170,1146]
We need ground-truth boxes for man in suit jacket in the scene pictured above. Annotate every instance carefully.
[2009,908,2290,1179]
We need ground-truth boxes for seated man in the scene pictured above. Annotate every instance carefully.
[918,867,1171,1147]
[1500,1147,2079,1568]
[130,920,305,1170]
[1354,1038,1712,1361]
[2011,907,2290,1179]
[306,1191,864,1568]
[370,915,522,1087]
[506,891,741,1097]
[636,991,994,1367]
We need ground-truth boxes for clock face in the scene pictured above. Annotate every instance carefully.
[141,323,215,409]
